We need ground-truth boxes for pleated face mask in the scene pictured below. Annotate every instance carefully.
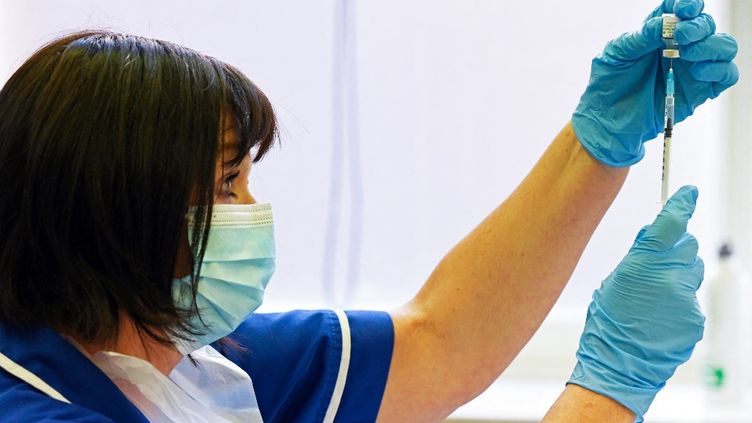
[172,203,276,355]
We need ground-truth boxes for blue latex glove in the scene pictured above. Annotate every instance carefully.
[568,186,705,422]
[574,0,739,167]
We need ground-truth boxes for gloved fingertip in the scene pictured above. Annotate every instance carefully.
[673,185,699,203]
[723,62,741,85]
[661,0,676,13]
[674,0,704,19]
[647,1,671,20]
[723,63,739,85]
[643,16,665,43]
[691,61,740,85]
[723,64,741,86]
[679,33,737,63]
[718,33,740,59]
[637,186,698,252]
[665,185,699,218]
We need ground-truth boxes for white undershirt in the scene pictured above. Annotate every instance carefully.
[90,345,263,423]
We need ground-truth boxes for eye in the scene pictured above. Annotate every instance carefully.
[221,171,240,198]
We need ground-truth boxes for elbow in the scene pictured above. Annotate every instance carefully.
[392,301,502,417]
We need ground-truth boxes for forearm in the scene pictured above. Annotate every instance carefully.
[385,122,628,417]
[543,385,634,422]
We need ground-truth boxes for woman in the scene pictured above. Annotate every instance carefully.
[0,0,738,422]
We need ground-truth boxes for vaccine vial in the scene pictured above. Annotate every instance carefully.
[662,14,680,58]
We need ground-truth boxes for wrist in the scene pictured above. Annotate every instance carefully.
[571,110,646,167]
[561,121,629,187]
[569,358,660,422]
[544,384,635,423]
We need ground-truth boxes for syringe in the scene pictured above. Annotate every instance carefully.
[661,68,675,206]
[660,13,679,206]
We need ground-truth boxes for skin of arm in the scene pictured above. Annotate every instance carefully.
[377,121,629,422]
[542,385,635,422]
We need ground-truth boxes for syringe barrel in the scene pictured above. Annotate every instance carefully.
[665,96,675,122]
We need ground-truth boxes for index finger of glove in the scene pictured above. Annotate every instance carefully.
[634,185,699,252]
[675,13,716,45]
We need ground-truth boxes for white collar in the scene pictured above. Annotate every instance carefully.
[91,345,263,423]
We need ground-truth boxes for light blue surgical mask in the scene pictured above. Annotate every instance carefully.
[172,203,275,355]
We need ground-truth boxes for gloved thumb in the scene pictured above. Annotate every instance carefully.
[604,16,664,62]
[674,0,704,20]
[634,185,699,252]
[648,1,704,20]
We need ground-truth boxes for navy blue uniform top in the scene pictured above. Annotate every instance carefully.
[0,310,394,422]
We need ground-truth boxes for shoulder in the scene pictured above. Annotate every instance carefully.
[218,310,395,423]
[0,370,114,422]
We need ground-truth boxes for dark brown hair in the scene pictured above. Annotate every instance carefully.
[0,31,276,345]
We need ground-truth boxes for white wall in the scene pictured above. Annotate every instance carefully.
[0,0,731,384]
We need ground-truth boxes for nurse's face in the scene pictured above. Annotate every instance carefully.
[174,119,256,278]
[214,121,255,206]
